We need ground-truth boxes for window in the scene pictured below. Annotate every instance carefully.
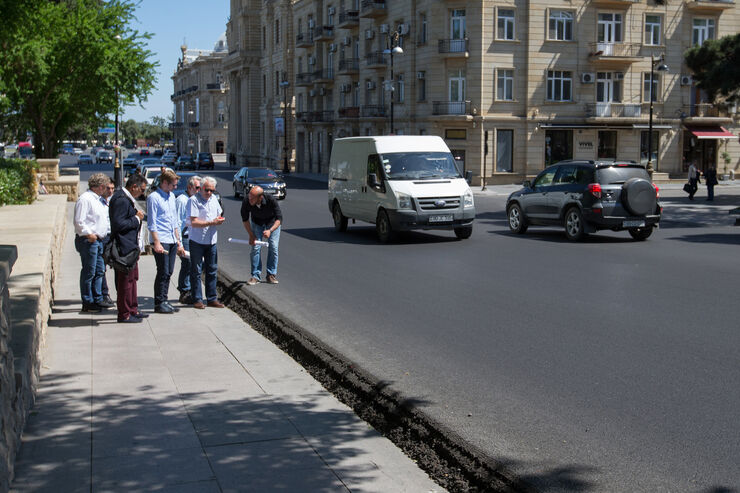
[496,130,513,172]
[597,131,617,160]
[262,26,267,50]
[643,73,660,102]
[451,9,466,40]
[547,71,572,101]
[640,131,659,166]
[327,6,335,26]
[645,15,661,45]
[353,82,360,106]
[419,13,428,44]
[275,71,280,96]
[496,69,513,101]
[596,72,622,104]
[497,9,515,40]
[534,168,557,187]
[555,165,591,185]
[449,68,466,102]
[598,13,622,43]
[218,101,226,123]
[545,130,573,165]
[417,71,426,101]
[275,19,280,46]
[445,129,467,139]
[262,74,266,97]
[397,74,405,103]
[548,11,573,41]
[692,18,715,46]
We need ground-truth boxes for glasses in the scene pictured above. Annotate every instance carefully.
[203,188,215,193]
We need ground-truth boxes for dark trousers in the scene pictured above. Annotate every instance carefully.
[189,240,218,303]
[74,236,104,306]
[153,243,177,306]
[115,262,139,320]
[707,184,715,201]
[689,178,699,199]
[100,235,111,297]
[177,236,191,294]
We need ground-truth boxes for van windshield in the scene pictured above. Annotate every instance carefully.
[381,152,462,180]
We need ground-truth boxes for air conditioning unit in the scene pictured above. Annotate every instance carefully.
[399,23,410,36]
[366,81,376,90]
[680,75,693,86]
[328,6,336,15]
[417,71,425,79]
[380,24,389,34]
[308,19,315,28]
[581,72,596,84]
[329,43,337,52]
[614,72,624,81]
[308,56,316,65]
[343,36,352,46]
[365,29,374,40]
[309,89,316,97]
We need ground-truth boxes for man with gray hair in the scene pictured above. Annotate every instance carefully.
[188,176,225,309]
[73,172,110,312]
[175,175,201,304]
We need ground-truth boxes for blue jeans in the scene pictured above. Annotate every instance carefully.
[100,235,110,297]
[153,243,177,305]
[189,241,218,303]
[250,222,280,278]
[177,236,191,294]
[74,236,105,305]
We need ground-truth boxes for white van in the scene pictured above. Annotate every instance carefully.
[328,136,475,242]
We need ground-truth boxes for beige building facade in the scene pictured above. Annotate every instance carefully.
[171,37,229,156]
[227,0,740,182]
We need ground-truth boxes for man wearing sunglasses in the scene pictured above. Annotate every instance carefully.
[188,176,225,309]
[175,175,202,304]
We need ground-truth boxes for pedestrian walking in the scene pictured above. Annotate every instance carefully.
[704,166,718,201]
[146,169,185,314]
[241,186,282,285]
[73,173,109,312]
[109,174,148,323]
[175,175,201,304]
[98,178,116,308]
[188,176,225,309]
[688,162,700,200]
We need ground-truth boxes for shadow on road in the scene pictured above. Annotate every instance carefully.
[285,226,460,245]
[666,233,740,245]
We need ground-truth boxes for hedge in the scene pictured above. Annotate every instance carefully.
[0,158,38,206]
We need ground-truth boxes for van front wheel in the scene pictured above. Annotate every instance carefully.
[376,210,394,243]
[454,225,473,239]
[332,202,348,232]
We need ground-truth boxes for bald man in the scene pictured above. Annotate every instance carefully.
[240,186,282,285]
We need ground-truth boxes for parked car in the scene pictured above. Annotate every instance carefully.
[505,160,662,241]
[232,167,286,200]
[195,152,215,170]
[136,164,173,186]
[96,150,113,164]
[161,154,177,166]
[122,155,138,172]
[175,156,195,170]
[77,154,94,165]
[153,149,163,158]
[139,149,150,158]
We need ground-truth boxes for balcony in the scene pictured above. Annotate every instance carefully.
[338,9,360,28]
[432,100,472,116]
[685,0,735,11]
[296,33,314,48]
[682,104,733,120]
[206,82,223,91]
[438,39,469,57]
[189,122,199,128]
[296,111,310,124]
[590,0,641,6]
[312,110,336,123]
[338,58,360,75]
[361,105,387,118]
[365,51,387,69]
[585,103,644,118]
[313,26,335,42]
[588,42,642,63]
[338,106,360,119]
[360,0,387,18]
[313,69,335,84]
[296,72,315,86]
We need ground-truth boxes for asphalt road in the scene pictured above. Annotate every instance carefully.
[71,155,740,492]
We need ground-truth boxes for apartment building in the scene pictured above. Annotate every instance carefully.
[171,37,229,156]
[228,0,739,182]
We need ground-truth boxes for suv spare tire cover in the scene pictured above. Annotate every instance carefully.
[622,177,656,216]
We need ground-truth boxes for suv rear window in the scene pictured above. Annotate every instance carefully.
[597,166,649,184]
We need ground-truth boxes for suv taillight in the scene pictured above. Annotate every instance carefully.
[587,183,602,199]
[653,183,660,198]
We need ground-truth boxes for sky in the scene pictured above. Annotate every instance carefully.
[121,0,230,123]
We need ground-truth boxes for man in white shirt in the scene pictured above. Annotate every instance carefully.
[73,173,110,312]
[175,175,201,304]
[188,176,225,309]
[98,178,116,308]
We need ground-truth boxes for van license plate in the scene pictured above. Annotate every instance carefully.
[623,220,645,228]
[429,215,453,223]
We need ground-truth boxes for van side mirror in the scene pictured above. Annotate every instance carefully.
[523,180,532,189]
[368,173,379,188]
[464,170,473,185]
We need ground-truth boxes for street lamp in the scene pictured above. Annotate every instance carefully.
[646,53,669,179]
[113,34,122,189]
[280,80,291,173]
[383,29,403,134]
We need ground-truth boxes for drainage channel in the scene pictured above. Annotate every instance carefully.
[219,271,530,493]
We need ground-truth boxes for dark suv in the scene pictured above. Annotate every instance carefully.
[506,160,661,241]
[196,152,214,170]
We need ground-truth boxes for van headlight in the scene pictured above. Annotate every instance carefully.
[397,192,413,210]
[463,190,474,208]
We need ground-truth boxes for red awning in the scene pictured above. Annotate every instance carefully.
[685,125,735,140]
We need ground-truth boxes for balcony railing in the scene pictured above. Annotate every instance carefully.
[432,100,472,115]
[365,51,387,67]
[360,0,387,18]
[683,104,732,118]
[338,58,360,73]
[313,26,335,41]
[189,122,199,128]
[338,9,360,27]
[588,42,641,58]
[312,110,335,123]
[313,69,335,83]
[686,0,735,11]
[438,39,469,54]
[206,83,223,91]
[296,32,314,47]
[338,106,360,118]
[585,103,644,118]
[361,105,387,117]
[296,72,314,86]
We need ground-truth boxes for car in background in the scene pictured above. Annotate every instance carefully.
[195,152,214,170]
[136,164,173,186]
[78,154,94,165]
[96,150,113,164]
[161,154,176,166]
[505,160,661,241]
[73,147,83,155]
[122,154,138,172]
[62,143,74,155]
[232,167,286,199]
[104,143,114,150]
[153,149,163,158]
[139,149,150,158]
[175,155,195,171]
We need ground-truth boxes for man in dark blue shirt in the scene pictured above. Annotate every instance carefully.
[240,186,282,285]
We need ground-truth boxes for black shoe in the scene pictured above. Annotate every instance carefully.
[154,304,175,314]
[179,293,195,305]
[99,297,116,308]
[117,316,142,323]
[162,301,180,312]
[131,312,149,319]
[81,303,102,313]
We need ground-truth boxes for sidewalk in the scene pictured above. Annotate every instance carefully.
[10,204,443,492]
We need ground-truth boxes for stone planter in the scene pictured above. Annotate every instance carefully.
[36,158,78,201]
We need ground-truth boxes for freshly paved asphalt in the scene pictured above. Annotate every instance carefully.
[71,155,740,492]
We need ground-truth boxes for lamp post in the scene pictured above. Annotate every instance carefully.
[113,35,122,189]
[646,53,669,179]
[280,80,291,173]
[383,29,403,134]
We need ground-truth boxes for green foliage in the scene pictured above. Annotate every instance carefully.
[0,0,158,158]
[0,158,38,206]
[120,117,173,144]
[685,34,740,103]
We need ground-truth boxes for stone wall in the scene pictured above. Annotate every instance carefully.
[0,246,19,491]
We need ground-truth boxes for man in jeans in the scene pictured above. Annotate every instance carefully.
[241,186,282,285]
[98,178,116,308]
[146,170,185,313]
[188,176,225,309]
[175,175,201,304]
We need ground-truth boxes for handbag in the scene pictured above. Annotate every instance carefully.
[683,182,692,193]
[103,237,140,273]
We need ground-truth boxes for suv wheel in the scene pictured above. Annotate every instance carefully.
[332,202,348,232]
[507,204,528,234]
[564,207,587,241]
[376,209,395,243]
[233,183,240,199]
[628,227,653,241]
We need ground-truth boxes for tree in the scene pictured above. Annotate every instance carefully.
[120,119,140,144]
[0,0,157,157]
[685,34,740,104]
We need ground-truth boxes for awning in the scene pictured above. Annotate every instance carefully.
[538,123,672,130]
[685,125,735,140]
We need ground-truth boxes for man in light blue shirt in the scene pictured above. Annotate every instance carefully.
[175,175,201,304]
[188,176,225,309]
[146,170,185,313]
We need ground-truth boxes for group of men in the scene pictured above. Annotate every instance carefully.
[73,170,283,322]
